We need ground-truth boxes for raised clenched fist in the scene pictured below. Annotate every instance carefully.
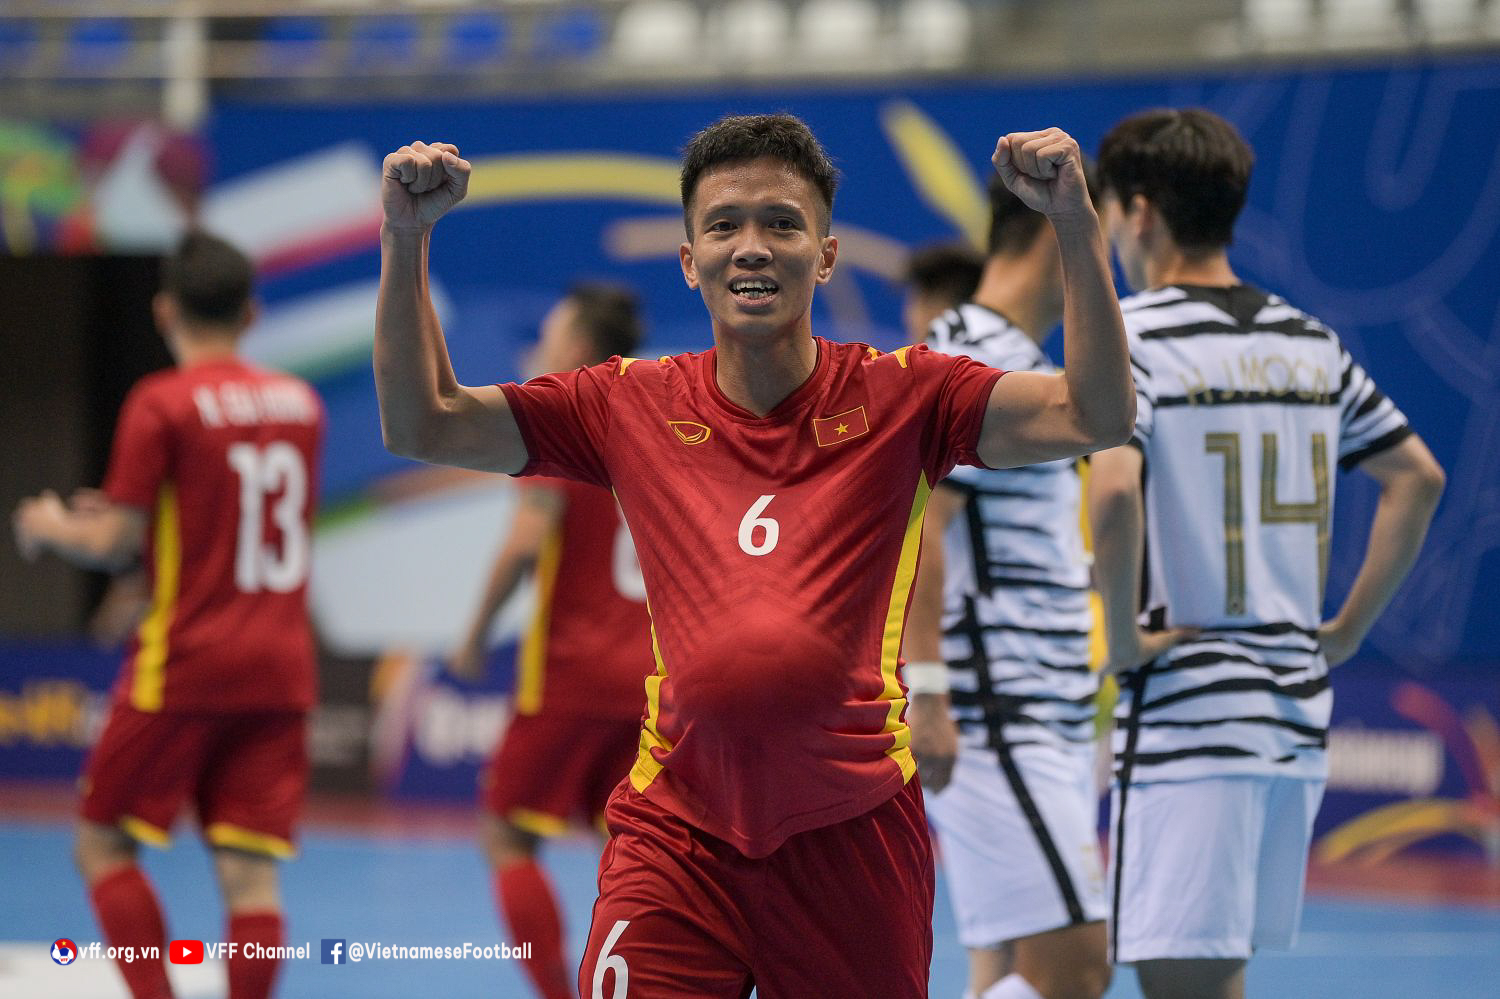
[382,141,472,232]
[992,128,1094,232]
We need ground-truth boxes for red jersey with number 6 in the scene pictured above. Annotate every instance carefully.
[500,338,1004,857]
[512,476,654,720]
[102,358,324,714]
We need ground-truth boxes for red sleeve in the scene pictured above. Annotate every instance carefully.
[911,345,1005,482]
[498,359,618,488]
[102,382,173,511]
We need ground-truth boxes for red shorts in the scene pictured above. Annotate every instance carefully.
[481,711,641,836]
[79,703,308,859]
[579,779,934,999]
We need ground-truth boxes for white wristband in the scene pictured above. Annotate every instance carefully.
[903,660,949,696]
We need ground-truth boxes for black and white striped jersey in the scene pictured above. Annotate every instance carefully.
[928,304,1098,751]
[1113,284,1412,782]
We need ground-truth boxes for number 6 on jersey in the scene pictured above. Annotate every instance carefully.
[737,495,780,556]
[591,919,630,999]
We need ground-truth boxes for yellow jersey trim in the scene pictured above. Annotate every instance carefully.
[120,814,172,849]
[130,483,180,713]
[878,472,931,782]
[618,357,641,375]
[204,822,297,859]
[1075,458,1112,733]
[516,525,564,716]
[893,345,913,369]
[507,807,572,838]
[629,608,673,792]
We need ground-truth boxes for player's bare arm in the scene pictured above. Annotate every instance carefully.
[451,485,565,681]
[376,140,528,473]
[902,485,965,792]
[1088,446,1194,672]
[12,489,145,572]
[1320,434,1444,666]
[977,129,1133,469]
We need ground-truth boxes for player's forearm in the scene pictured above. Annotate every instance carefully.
[36,514,138,572]
[375,225,463,460]
[1054,224,1134,449]
[1089,475,1145,658]
[1331,468,1443,641]
[462,551,535,650]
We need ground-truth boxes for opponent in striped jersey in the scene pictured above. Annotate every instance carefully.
[13,233,324,999]
[1089,110,1444,998]
[1111,282,1416,783]
[927,307,1095,751]
[376,117,1133,998]
[907,171,1110,999]
[450,286,653,999]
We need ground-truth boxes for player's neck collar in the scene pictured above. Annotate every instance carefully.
[704,337,828,424]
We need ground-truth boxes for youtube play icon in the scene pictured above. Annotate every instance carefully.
[170,940,204,964]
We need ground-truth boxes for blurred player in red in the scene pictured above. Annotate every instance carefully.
[13,232,324,999]
[374,114,1132,996]
[450,284,654,999]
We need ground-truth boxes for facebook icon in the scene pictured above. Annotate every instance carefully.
[321,939,345,965]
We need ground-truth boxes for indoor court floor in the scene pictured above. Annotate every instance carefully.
[4,789,1498,998]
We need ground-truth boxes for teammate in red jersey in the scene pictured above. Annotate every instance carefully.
[13,232,324,999]
[374,114,1131,996]
[451,285,654,999]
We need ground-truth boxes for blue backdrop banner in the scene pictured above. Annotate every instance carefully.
[205,55,1500,676]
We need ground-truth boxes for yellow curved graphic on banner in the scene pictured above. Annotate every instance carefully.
[1315,798,1485,865]
[879,100,989,252]
[462,154,681,208]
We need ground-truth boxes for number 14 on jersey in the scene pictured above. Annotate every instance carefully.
[1204,431,1329,615]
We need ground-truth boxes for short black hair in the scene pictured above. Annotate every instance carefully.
[987,171,1047,258]
[987,158,1099,257]
[1097,109,1253,251]
[679,112,839,237]
[905,243,982,308]
[162,230,255,325]
[567,283,643,362]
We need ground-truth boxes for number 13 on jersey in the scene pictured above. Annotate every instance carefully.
[228,441,310,593]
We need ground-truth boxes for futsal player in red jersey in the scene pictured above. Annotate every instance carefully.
[13,233,324,999]
[375,114,1132,997]
[451,285,654,999]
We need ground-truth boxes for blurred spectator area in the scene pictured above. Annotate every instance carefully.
[0,256,168,637]
[1,1,1498,122]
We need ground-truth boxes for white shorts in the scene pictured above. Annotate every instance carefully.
[927,741,1108,948]
[1108,775,1325,963]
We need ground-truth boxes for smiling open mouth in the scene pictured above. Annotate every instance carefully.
[729,277,780,302]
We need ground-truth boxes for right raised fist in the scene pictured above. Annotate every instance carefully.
[382,141,471,232]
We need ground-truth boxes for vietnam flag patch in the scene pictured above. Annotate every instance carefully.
[813,406,870,447]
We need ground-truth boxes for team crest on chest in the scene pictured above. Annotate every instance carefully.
[668,420,712,446]
[812,406,870,447]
